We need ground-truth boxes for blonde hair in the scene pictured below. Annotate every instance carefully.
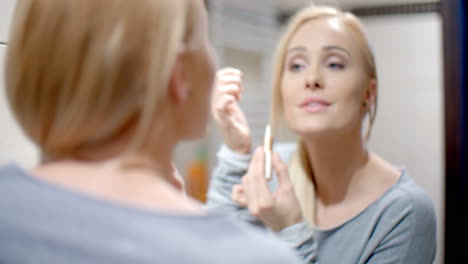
[270,5,378,226]
[5,0,198,161]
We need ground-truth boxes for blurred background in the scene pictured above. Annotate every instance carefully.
[1,0,465,263]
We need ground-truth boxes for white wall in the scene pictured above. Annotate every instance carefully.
[363,13,444,264]
[0,0,39,168]
[203,0,279,171]
[0,0,15,43]
[222,47,267,147]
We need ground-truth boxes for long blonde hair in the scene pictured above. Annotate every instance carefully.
[270,5,378,226]
[5,0,198,161]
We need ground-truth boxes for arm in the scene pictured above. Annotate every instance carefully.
[205,67,254,219]
[276,222,318,264]
[205,147,318,263]
[204,145,251,211]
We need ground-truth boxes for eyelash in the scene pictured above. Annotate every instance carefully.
[328,62,345,70]
[287,57,346,72]
[289,63,305,72]
[288,62,345,72]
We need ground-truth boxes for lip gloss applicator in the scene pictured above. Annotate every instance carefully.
[263,125,273,180]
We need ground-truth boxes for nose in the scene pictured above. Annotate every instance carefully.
[305,65,323,90]
[306,80,322,90]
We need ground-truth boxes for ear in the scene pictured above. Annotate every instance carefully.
[363,79,377,110]
[168,53,189,104]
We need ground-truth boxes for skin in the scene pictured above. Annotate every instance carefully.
[214,16,400,230]
[31,0,216,215]
[211,68,251,154]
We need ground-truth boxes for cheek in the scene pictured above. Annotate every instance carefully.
[280,85,294,117]
[331,82,366,124]
[341,89,363,108]
[280,76,299,104]
[279,91,300,128]
[329,71,365,102]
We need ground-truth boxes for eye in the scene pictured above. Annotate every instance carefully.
[289,63,305,72]
[328,62,345,70]
[325,55,346,70]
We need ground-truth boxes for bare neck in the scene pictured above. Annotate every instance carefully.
[33,136,201,213]
[304,131,370,205]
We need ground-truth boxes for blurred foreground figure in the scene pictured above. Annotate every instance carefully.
[0,0,300,263]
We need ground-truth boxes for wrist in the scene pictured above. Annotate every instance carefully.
[223,136,251,154]
[230,143,251,155]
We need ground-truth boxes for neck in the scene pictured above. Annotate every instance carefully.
[42,131,183,191]
[304,130,369,205]
[34,131,203,214]
[120,146,181,191]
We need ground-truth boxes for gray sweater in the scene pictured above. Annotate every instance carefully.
[206,144,437,264]
[0,163,301,264]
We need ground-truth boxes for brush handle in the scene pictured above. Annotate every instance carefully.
[263,125,273,180]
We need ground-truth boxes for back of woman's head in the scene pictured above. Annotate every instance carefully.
[5,0,198,161]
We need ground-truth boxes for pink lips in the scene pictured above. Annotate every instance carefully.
[299,97,331,113]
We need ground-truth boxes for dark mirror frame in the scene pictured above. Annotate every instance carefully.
[441,0,467,262]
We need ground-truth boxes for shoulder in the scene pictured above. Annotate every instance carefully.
[375,170,437,233]
[399,171,437,230]
[386,171,435,218]
[362,171,437,262]
[366,153,436,229]
[0,163,26,185]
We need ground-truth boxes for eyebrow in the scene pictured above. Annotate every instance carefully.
[286,46,307,54]
[286,45,351,57]
[324,45,351,57]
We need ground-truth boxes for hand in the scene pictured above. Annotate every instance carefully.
[231,148,304,231]
[211,67,251,154]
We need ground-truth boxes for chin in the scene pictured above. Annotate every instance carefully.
[289,122,332,138]
[295,129,329,138]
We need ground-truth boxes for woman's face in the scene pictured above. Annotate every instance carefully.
[183,2,216,139]
[281,17,371,138]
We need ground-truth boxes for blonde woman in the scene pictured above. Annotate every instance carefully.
[0,0,301,263]
[207,5,437,264]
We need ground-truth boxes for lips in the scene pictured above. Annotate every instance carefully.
[299,97,331,113]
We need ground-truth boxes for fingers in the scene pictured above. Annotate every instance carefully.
[215,67,243,101]
[217,67,242,79]
[211,67,252,153]
[251,147,270,197]
[231,184,247,207]
[272,152,290,185]
[237,151,302,231]
[212,67,243,122]
[214,93,236,114]
[218,83,242,94]
[244,147,274,216]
